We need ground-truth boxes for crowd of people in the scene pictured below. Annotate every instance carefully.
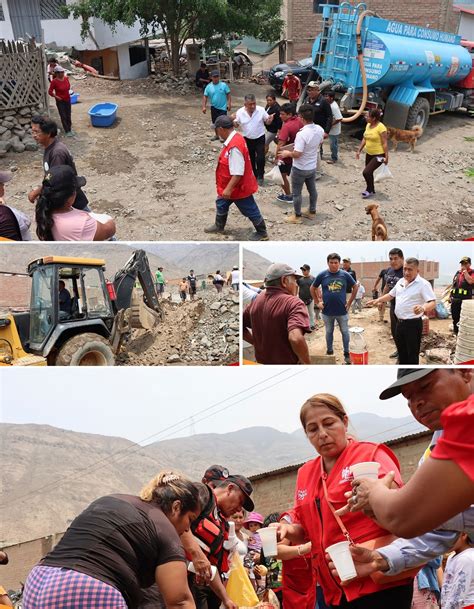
[153,267,240,303]
[243,249,473,366]
[200,71,391,238]
[6,368,471,609]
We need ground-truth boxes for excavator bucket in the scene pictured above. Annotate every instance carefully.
[130,291,163,330]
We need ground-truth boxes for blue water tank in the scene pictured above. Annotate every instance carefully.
[314,11,472,92]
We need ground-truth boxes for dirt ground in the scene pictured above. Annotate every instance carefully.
[3,75,474,241]
[244,303,457,365]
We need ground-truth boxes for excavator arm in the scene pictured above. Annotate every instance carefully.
[111,250,163,340]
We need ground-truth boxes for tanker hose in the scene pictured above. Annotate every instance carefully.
[341,9,375,123]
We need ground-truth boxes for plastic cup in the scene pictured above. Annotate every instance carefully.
[326,541,357,581]
[187,562,218,580]
[349,461,380,480]
[258,526,278,557]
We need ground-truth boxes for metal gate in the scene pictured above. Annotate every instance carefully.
[7,0,42,42]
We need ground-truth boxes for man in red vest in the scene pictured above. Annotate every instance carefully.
[205,115,269,241]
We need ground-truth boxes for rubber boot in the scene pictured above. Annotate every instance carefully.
[249,218,269,241]
[204,213,228,234]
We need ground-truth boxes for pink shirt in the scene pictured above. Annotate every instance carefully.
[51,208,97,241]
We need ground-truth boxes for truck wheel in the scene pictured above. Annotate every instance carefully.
[406,97,430,130]
[55,333,115,366]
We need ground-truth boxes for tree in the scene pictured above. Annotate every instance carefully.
[65,0,284,76]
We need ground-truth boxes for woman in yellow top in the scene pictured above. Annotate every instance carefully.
[356,109,389,199]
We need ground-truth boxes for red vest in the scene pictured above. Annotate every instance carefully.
[294,440,412,606]
[216,132,257,200]
[189,488,229,573]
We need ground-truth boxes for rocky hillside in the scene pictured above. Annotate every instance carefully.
[243,249,272,280]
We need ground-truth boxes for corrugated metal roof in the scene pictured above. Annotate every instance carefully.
[248,429,432,481]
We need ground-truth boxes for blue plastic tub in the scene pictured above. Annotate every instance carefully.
[88,102,118,127]
[70,93,79,104]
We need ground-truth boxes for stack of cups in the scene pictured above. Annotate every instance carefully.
[454,300,474,364]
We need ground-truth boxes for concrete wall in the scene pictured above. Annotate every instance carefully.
[458,12,474,38]
[117,42,148,80]
[249,431,432,518]
[286,0,458,59]
[350,260,439,291]
[0,533,64,591]
[92,18,142,50]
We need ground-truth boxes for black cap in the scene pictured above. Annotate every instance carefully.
[379,368,435,400]
[214,115,234,129]
[300,264,310,271]
[202,465,254,511]
[43,165,86,192]
[460,256,471,264]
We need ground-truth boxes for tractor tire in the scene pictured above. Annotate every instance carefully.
[55,333,115,366]
[406,97,430,130]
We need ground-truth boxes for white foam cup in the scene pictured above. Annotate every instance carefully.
[258,526,278,557]
[187,562,218,580]
[326,541,357,581]
[349,461,380,480]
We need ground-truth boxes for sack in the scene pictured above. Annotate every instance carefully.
[358,534,421,584]
[435,302,449,319]
[264,164,284,186]
[226,552,259,607]
[374,163,393,183]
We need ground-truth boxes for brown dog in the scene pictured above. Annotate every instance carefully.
[365,203,388,241]
[386,125,423,151]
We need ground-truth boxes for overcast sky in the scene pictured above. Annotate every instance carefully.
[0,367,424,444]
[244,241,473,281]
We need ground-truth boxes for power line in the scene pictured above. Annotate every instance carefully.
[1,368,306,507]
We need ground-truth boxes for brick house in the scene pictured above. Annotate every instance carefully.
[284,0,460,59]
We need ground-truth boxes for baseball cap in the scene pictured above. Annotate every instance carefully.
[265,263,303,282]
[0,170,13,184]
[343,257,351,263]
[214,115,234,129]
[42,165,86,192]
[53,65,66,72]
[300,264,310,271]
[379,369,435,400]
[233,265,238,270]
[202,465,254,511]
[460,256,471,264]
[211,70,220,77]
[307,80,319,88]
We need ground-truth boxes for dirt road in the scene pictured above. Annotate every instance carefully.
[3,76,473,241]
[243,304,456,365]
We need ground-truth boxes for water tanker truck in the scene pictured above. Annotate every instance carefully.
[310,2,474,129]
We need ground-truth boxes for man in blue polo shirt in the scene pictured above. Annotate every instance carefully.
[311,252,358,364]
[202,71,231,141]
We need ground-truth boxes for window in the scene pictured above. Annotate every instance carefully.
[313,0,340,13]
[30,266,55,345]
[40,0,67,20]
[80,268,113,319]
[129,44,147,67]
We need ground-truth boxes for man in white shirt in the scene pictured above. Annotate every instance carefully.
[352,283,365,313]
[325,90,343,163]
[367,257,436,364]
[234,94,274,186]
[278,104,324,224]
[230,266,240,291]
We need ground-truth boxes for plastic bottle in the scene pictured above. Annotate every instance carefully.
[349,327,368,365]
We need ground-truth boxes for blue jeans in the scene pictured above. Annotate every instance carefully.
[291,167,317,215]
[216,195,262,223]
[322,313,350,354]
[329,134,339,161]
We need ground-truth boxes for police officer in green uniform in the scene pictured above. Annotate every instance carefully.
[450,256,474,334]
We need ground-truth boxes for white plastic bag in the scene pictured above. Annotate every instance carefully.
[374,163,393,183]
[264,164,284,186]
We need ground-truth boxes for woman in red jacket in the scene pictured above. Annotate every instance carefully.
[48,65,73,136]
[274,393,413,609]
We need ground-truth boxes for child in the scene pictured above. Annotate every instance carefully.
[441,533,474,609]
[179,278,188,303]
[244,512,264,591]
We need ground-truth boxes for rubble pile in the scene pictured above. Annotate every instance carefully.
[152,72,196,95]
[0,105,41,157]
[117,288,239,366]
[421,330,457,364]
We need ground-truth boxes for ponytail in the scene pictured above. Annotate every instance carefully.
[35,181,76,241]
[139,470,203,516]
